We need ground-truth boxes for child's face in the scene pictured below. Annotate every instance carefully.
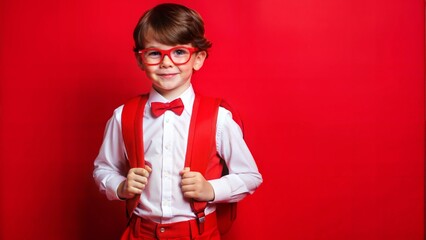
[139,38,207,99]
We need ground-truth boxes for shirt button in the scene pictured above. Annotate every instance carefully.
[160,227,165,233]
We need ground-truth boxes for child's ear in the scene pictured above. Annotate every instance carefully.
[193,51,207,71]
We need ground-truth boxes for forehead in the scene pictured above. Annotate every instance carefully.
[142,27,193,49]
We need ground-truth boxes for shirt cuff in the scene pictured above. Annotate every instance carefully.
[208,178,232,203]
[106,175,127,201]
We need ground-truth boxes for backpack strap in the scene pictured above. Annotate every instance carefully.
[121,93,241,234]
[185,95,243,235]
[185,95,221,173]
[121,94,148,217]
[215,99,240,234]
[184,94,222,234]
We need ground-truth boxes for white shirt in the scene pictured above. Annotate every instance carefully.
[93,86,262,224]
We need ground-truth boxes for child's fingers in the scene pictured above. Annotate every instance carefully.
[183,191,198,199]
[181,172,204,187]
[128,180,147,191]
[181,177,196,186]
[131,167,150,177]
[127,168,150,189]
[129,174,148,185]
[129,180,146,189]
[144,161,153,172]
[180,167,190,175]
[144,165,152,173]
[125,175,148,195]
[181,170,203,180]
[128,187,142,195]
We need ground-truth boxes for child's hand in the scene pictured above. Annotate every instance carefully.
[180,167,215,202]
[118,165,152,199]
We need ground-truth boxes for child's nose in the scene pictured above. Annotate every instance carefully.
[160,54,174,67]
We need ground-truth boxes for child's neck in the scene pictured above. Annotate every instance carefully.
[153,84,191,101]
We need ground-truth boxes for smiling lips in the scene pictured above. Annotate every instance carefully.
[157,72,178,79]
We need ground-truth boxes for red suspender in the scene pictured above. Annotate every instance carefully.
[121,94,148,217]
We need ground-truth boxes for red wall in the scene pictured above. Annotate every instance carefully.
[0,0,424,239]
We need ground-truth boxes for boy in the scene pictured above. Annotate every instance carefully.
[93,3,262,240]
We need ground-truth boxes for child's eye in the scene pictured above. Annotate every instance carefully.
[173,49,189,56]
[146,50,162,58]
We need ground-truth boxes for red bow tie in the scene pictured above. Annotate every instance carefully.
[151,98,184,117]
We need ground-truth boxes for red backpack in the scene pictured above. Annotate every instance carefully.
[121,93,242,235]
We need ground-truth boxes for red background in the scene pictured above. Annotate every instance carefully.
[0,0,424,239]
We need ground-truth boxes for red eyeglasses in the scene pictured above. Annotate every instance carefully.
[138,46,198,66]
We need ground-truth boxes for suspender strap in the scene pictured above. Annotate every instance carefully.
[122,94,148,217]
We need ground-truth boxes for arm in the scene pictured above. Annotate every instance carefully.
[93,107,127,201]
[179,107,262,203]
[93,106,152,200]
[208,107,263,203]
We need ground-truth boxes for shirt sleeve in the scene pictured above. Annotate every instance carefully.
[93,106,128,201]
[208,107,263,203]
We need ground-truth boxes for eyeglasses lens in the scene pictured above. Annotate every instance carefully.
[142,48,192,65]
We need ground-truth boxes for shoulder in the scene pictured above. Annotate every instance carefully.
[195,94,242,129]
[111,94,147,120]
[217,106,243,135]
[118,93,150,118]
[111,105,124,122]
[218,106,232,119]
[196,94,233,113]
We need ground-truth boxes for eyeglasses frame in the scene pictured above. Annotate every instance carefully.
[138,46,199,66]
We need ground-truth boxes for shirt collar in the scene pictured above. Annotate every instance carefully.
[147,85,195,115]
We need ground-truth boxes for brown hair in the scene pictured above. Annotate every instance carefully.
[133,3,212,54]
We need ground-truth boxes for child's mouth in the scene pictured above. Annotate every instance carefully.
[158,73,178,79]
